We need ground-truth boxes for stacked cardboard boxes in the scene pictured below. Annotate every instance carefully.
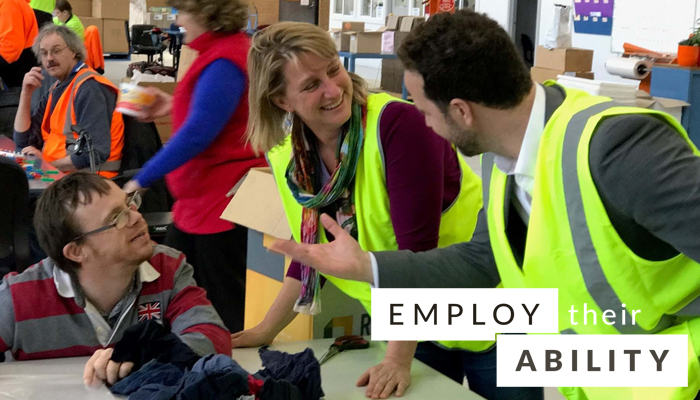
[145,3,178,29]
[381,16,424,93]
[330,22,365,52]
[531,46,595,83]
[348,29,386,54]
[76,0,130,54]
[146,0,168,7]
[145,12,178,29]
[71,0,93,17]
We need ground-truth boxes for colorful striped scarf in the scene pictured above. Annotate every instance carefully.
[285,103,366,315]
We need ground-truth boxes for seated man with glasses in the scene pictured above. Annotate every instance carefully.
[13,23,124,178]
[0,172,232,388]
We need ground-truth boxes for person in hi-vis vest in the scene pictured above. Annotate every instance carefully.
[267,11,700,400]
[53,0,85,41]
[13,24,123,179]
[0,0,38,88]
[234,22,542,400]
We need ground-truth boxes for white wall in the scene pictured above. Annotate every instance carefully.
[537,0,640,84]
[537,0,700,85]
[475,0,514,34]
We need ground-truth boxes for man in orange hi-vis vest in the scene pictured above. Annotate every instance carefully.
[0,0,39,88]
[13,24,123,178]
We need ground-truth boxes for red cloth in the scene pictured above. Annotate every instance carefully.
[248,374,264,398]
[166,31,266,234]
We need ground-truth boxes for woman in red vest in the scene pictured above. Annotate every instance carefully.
[123,0,266,333]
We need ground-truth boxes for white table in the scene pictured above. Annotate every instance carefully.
[0,339,484,400]
[232,338,484,400]
[0,357,117,400]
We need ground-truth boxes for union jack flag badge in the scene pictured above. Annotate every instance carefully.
[138,302,162,321]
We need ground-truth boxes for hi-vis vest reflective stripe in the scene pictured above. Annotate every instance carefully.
[485,83,700,400]
[41,68,124,178]
[269,93,491,352]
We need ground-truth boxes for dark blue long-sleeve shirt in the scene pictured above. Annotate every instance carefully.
[14,63,116,169]
[134,59,246,188]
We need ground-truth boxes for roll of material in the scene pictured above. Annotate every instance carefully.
[605,57,652,80]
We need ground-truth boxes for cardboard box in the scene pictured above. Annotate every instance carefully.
[349,31,383,54]
[149,7,173,14]
[79,16,103,39]
[381,31,395,54]
[635,90,689,123]
[341,21,365,32]
[330,29,352,52]
[399,16,424,32]
[102,19,129,54]
[93,0,130,19]
[177,45,198,81]
[385,15,400,30]
[530,66,594,84]
[166,13,177,25]
[147,0,168,8]
[381,58,404,93]
[122,78,176,143]
[148,12,173,28]
[393,31,410,52]
[71,0,93,17]
[221,168,370,341]
[535,46,594,72]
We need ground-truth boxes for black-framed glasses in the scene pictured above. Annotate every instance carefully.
[72,191,142,242]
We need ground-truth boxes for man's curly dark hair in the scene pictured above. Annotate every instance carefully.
[398,10,532,111]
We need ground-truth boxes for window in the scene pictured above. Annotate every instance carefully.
[335,0,354,15]
[361,0,380,17]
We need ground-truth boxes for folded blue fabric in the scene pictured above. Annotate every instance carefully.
[110,355,249,400]
[110,348,323,400]
[110,360,184,400]
[178,354,250,399]
[255,347,324,400]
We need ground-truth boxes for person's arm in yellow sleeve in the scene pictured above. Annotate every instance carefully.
[0,1,28,65]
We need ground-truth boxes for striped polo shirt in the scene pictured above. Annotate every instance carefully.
[0,245,232,361]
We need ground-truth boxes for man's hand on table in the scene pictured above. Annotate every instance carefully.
[83,348,134,387]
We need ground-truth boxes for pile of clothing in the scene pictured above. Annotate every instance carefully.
[109,321,324,400]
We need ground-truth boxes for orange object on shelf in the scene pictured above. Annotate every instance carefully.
[677,45,699,66]
[426,0,455,17]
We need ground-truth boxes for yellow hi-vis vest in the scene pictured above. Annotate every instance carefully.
[268,92,490,351]
[30,0,54,14]
[485,83,700,400]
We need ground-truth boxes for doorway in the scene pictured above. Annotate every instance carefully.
[513,0,539,68]
[279,0,319,25]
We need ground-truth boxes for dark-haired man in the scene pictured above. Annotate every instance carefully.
[268,10,700,400]
[0,172,231,388]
